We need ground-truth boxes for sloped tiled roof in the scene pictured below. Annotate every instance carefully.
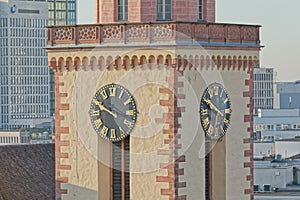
[0,144,55,200]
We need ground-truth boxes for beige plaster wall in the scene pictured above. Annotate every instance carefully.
[61,67,172,200]
[178,52,256,200]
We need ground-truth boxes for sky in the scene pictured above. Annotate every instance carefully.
[78,0,300,82]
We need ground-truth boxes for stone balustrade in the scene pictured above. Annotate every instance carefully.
[47,22,260,46]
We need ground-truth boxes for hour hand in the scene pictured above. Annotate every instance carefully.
[93,99,117,118]
[203,98,223,117]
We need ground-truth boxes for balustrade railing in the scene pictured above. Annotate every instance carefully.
[47,22,260,46]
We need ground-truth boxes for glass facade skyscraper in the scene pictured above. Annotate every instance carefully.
[48,0,76,25]
[0,0,51,130]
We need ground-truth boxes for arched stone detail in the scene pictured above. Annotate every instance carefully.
[149,55,155,64]
[232,56,237,70]
[238,56,243,71]
[188,55,194,70]
[131,55,138,68]
[50,57,57,71]
[90,56,97,70]
[82,56,89,71]
[106,56,113,70]
[228,56,232,70]
[205,56,210,70]
[123,55,130,70]
[58,57,64,71]
[200,55,205,70]
[140,55,147,66]
[194,55,200,69]
[157,55,164,65]
[177,55,182,69]
[222,56,227,70]
[211,56,216,70]
[165,55,172,67]
[114,56,122,70]
[243,56,248,71]
[98,56,105,70]
[66,57,72,71]
[74,57,81,71]
[217,56,221,70]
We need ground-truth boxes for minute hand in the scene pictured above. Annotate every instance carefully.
[93,100,117,118]
[205,99,223,117]
[110,104,128,118]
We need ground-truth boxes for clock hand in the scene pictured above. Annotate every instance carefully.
[93,100,117,118]
[204,98,223,117]
[110,104,130,118]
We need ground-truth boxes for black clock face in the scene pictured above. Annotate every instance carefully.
[200,83,232,140]
[89,83,137,142]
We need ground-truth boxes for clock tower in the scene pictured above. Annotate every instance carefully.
[47,0,260,199]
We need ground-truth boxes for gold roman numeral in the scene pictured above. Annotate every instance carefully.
[214,127,219,137]
[123,98,131,106]
[119,127,127,138]
[224,118,230,127]
[93,118,103,128]
[100,90,108,100]
[207,125,213,135]
[90,110,100,117]
[203,117,209,129]
[124,119,134,129]
[207,89,213,98]
[201,109,208,115]
[225,108,232,114]
[213,86,219,96]
[223,98,229,104]
[219,89,224,98]
[101,126,108,136]
[118,90,124,99]
[110,129,116,139]
[126,110,135,116]
[109,87,116,96]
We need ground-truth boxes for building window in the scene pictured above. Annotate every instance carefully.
[112,137,130,199]
[157,0,172,20]
[199,0,203,20]
[118,0,128,21]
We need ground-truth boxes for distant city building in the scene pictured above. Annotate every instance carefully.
[254,109,300,140]
[0,131,21,145]
[254,160,300,191]
[0,0,52,129]
[253,67,275,115]
[275,137,300,159]
[277,81,300,110]
[254,141,275,159]
[48,0,76,25]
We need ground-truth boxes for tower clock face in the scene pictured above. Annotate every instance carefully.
[89,83,137,142]
[200,83,232,140]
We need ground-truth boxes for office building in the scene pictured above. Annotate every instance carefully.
[47,0,260,199]
[0,0,51,130]
[254,109,300,140]
[48,0,76,25]
[277,81,300,110]
[253,67,275,115]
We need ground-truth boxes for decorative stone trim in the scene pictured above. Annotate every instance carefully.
[155,66,186,200]
[242,60,257,200]
[47,22,260,46]
[52,69,71,200]
[49,55,258,74]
